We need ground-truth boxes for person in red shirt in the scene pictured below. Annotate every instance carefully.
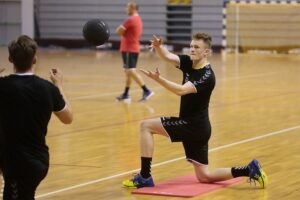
[115,1,154,103]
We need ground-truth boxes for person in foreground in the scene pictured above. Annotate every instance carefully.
[0,35,73,199]
[115,1,154,102]
[122,33,268,189]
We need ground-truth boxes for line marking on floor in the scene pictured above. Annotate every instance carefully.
[36,124,300,198]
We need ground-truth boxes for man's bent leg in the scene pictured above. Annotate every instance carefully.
[123,118,168,188]
[192,163,233,183]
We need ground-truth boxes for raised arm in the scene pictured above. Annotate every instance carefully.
[150,35,180,67]
[140,68,196,96]
[50,68,73,124]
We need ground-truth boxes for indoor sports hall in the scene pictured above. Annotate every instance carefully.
[0,0,300,199]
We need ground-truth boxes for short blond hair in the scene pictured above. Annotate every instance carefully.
[192,33,212,48]
[128,1,139,11]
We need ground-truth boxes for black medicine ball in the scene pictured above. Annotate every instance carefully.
[83,19,110,46]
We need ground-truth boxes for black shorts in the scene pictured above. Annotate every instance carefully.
[161,116,211,165]
[122,52,139,69]
[2,154,48,199]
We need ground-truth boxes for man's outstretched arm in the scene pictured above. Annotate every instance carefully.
[150,35,180,67]
[140,68,196,96]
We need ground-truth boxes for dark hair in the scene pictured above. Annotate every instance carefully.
[8,35,37,72]
[192,33,212,49]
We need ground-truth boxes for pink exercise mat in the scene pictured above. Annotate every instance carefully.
[132,175,244,198]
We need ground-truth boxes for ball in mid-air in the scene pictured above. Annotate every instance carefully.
[83,19,110,46]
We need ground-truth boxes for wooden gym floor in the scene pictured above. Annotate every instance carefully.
[0,47,300,200]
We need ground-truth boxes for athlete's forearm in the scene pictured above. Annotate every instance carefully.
[155,76,186,96]
[57,85,72,114]
[154,45,170,60]
[50,69,72,118]
[55,84,73,124]
[154,45,180,67]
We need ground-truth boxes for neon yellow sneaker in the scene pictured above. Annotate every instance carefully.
[123,174,154,188]
[248,159,269,188]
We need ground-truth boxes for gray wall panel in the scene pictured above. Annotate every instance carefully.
[37,1,166,41]
[193,0,223,6]
[2,0,296,47]
[192,0,223,46]
[0,0,21,45]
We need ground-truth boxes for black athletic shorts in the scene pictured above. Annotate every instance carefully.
[122,52,139,69]
[1,153,48,200]
[161,116,211,165]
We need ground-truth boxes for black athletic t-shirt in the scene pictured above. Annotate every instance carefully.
[178,55,215,121]
[0,74,65,165]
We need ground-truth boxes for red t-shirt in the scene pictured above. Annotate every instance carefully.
[120,14,143,53]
